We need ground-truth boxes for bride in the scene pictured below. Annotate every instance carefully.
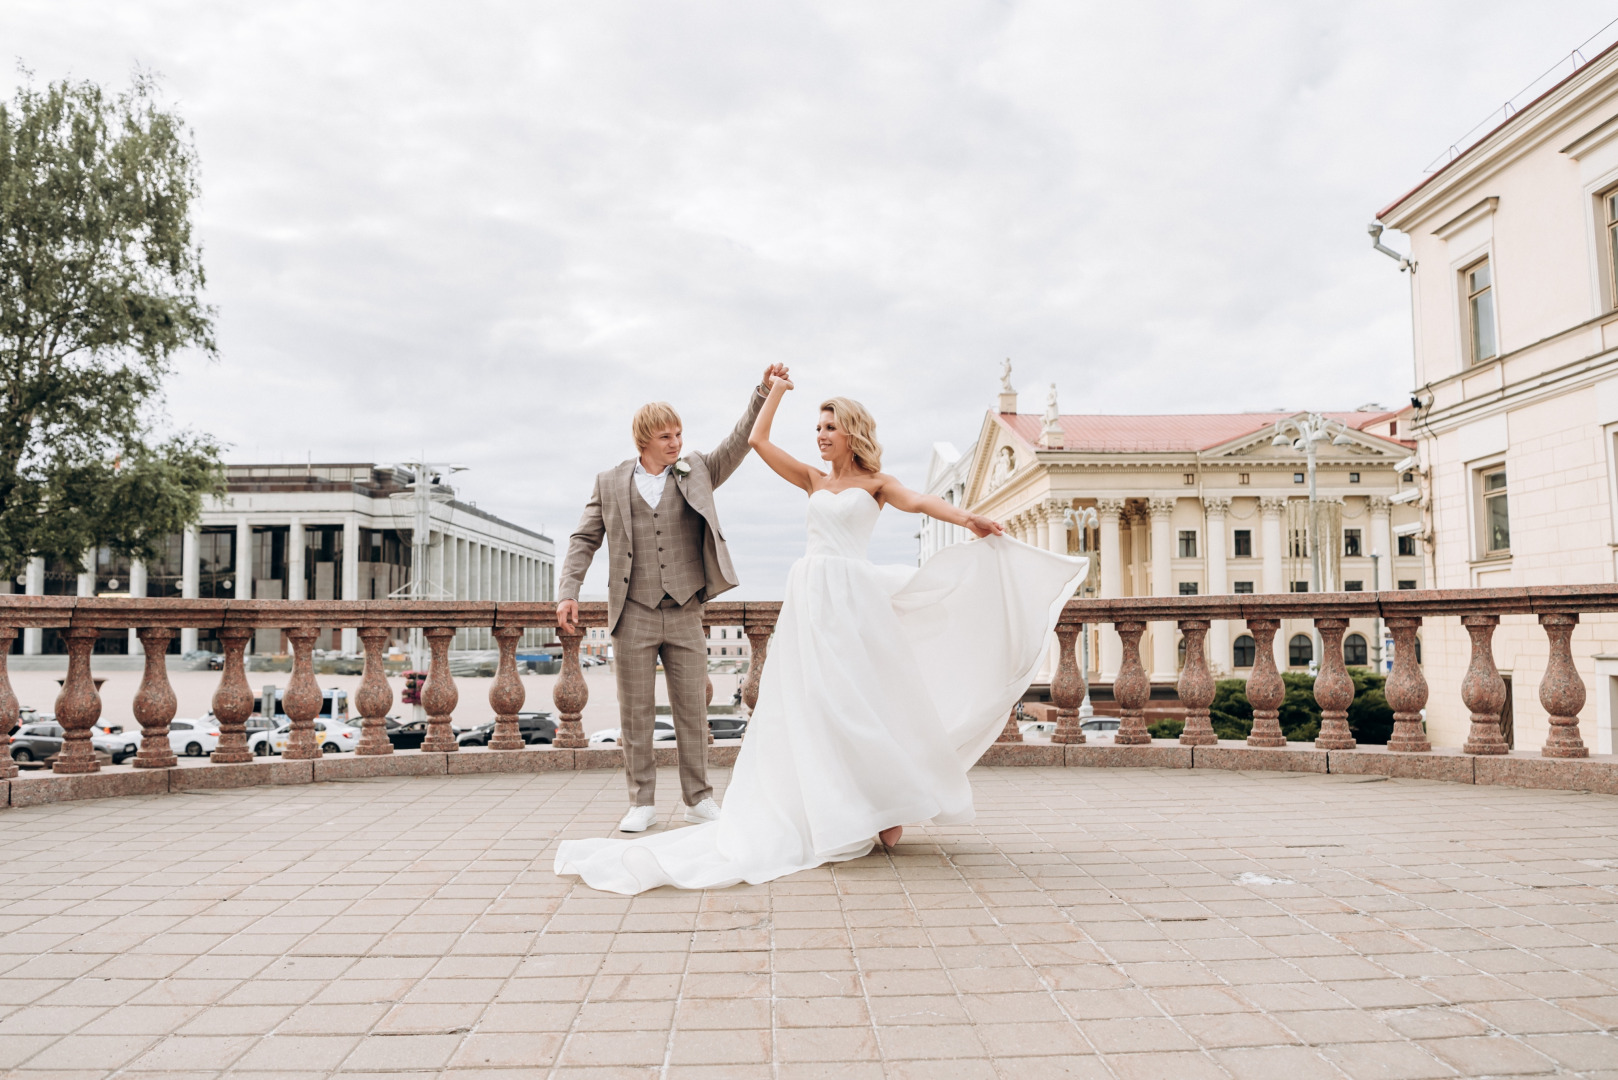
[554,375,1088,894]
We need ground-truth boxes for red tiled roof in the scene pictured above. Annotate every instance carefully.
[996,412,1410,453]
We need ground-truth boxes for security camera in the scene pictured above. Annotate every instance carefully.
[1392,521,1425,538]
[1389,488,1422,505]
[1394,454,1419,473]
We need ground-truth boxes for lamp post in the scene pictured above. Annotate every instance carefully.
[1272,414,1352,672]
[1064,506,1099,718]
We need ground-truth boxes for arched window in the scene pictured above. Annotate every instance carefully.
[1343,633,1368,666]
[1289,634,1313,667]
[1176,636,1186,670]
[1233,635,1256,668]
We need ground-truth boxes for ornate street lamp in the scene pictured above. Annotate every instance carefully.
[1270,413,1353,593]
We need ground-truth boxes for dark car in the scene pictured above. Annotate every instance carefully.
[387,717,428,751]
[708,715,748,740]
[458,711,557,747]
[9,721,63,763]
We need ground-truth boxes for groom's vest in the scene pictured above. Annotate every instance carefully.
[626,476,707,609]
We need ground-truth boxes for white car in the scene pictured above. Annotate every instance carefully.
[92,728,141,764]
[588,720,676,745]
[255,719,363,755]
[168,718,222,757]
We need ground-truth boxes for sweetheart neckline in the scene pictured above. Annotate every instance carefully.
[810,486,879,506]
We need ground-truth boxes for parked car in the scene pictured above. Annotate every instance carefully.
[262,687,352,725]
[9,721,63,762]
[457,711,558,747]
[708,715,748,740]
[387,717,428,750]
[589,720,677,745]
[258,719,362,755]
[92,729,140,764]
[169,718,221,757]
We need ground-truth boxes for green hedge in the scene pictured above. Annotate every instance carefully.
[1145,670,1394,743]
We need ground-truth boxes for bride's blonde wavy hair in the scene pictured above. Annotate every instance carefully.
[819,397,883,473]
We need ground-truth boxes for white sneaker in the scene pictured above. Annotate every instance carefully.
[685,797,721,824]
[619,805,658,833]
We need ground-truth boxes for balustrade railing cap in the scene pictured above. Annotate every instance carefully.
[72,597,227,630]
[1379,587,1536,617]
[1243,592,1381,620]
[700,600,745,624]
[1527,583,1618,614]
[493,601,565,629]
[741,601,783,626]
[0,594,81,628]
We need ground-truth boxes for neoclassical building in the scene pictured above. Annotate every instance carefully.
[927,379,1427,687]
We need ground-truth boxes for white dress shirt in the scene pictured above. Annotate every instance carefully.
[633,459,671,507]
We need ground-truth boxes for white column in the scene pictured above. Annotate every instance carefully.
[1034,510,1050,553]
[1205,497,1231,675]
[1149,497,1176,680]
[288,516,305,601]
[1259,496,1287,669]
[341,514,360,653]
[1039,503,1065,680]
[180,525,199,654]
[129,559,148,655]
[23,555,44,655]
[77,549,95,597]
[1129,509,1148,597]
[235,515,252,603]
[1370,495,1393,590]
[1097,499,1124,680]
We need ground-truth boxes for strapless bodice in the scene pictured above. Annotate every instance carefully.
[805,487,880,560]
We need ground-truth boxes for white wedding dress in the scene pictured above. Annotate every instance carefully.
[554,487,1088,895]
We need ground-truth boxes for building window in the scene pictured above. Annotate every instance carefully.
[1344,633,1368,666]
[1481,467,1509,553]
[1238,473,1250,485]
[1289,634,1313,666]
[1349,472,1360,484]
[1233,530,1252,557]
[1178,530,1197,557]
[1183,473,1195,485]
[1398,579,1417,590]
[1605,186,1618,308]
[1232,635,1256,668]
[1464,257,1498,364]
[1344,580,1364,591]
[1294,472,1305,483]
[1343,529,1361,557]
[1397,535,1417,557]
[1178,582,1198,595]
[1233,581,1254,594]
[1291,581,1309,592]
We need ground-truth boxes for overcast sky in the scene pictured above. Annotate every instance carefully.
[8,2,1616,595]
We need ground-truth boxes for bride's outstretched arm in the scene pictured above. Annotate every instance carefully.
[748,375,820,492]
[876,476,1004,538]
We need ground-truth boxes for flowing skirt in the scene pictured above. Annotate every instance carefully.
[554,536,1087,894]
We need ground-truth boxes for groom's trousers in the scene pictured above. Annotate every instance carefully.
[612,596,713,807]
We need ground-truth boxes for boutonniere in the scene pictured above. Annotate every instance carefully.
[673,458,692,478]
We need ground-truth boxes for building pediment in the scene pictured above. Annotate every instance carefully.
[1202,422,1409,463]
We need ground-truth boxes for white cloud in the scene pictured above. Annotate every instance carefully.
[7,0,1613,593]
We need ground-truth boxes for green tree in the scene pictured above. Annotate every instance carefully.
[1144,671,1395,744]
[0,72,223,576]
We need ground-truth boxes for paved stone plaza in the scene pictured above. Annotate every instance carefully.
[3,767,1618,1079]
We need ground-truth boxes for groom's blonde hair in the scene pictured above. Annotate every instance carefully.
[632,402,683,450]
[820,397,883,473]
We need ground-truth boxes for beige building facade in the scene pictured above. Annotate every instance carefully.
[933,381,1425,688]
[1377,39,1618,752]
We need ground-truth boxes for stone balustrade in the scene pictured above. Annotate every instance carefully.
[1,586,1617,808]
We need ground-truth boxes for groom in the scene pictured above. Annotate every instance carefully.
[557,364,786,833]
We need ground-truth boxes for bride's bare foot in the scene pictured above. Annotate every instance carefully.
[878,826,903,848]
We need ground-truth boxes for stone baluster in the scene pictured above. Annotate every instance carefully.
[1384,617,1430,752]
[1461,614,1508,754]
[996,706,1024,744]
[741,621,772,725]
[1113,621,1151,744]
[132,627,179,768]
[210,627,256,764]
[489,625,526,751]
[1176,620,1216,745]
[420,627,460,753]
[1539,613,1589,758]
[551,629,588,749]
[354,627,394,756]
[1312,617,1356,750]
[1244,618,1285,747]
[0,628,18,779]
[702,621,715,745]
[53,627,102,773]
[281,627,323,759]
[1050,621,1084,744]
